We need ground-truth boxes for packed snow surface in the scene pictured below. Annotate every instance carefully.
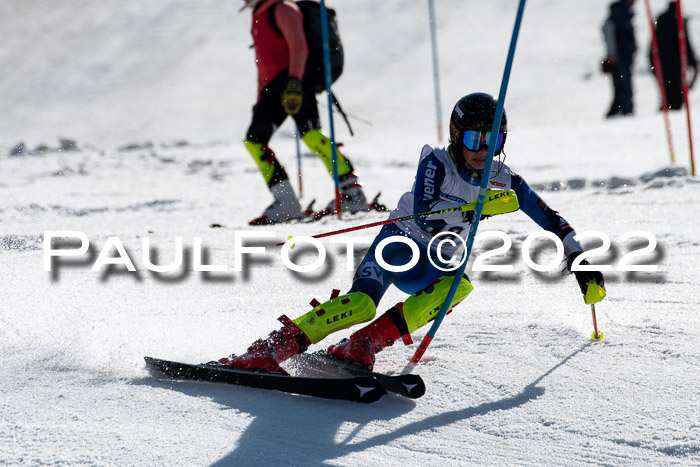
[1,0,699,465]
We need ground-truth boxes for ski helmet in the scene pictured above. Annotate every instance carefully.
[449,93,508,154]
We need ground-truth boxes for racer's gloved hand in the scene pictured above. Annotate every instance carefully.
[461,210,491,223]
[281,77,303,115]
[567,252,605,295]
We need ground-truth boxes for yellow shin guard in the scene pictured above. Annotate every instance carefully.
[244,140,277,185]
[293,292,376,344]
[301,129,352,177]
[402,276,474,334]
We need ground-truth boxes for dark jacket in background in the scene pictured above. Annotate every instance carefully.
[605,0,637,62]
[651,2,698,109]
[603,0,637,116]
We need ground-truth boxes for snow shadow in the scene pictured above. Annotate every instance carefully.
[528,166,691,193]
[133,376,416,466]
[137,343,591,465]
[309,343,591,459]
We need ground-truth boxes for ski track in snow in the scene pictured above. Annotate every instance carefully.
[2,0,700,465]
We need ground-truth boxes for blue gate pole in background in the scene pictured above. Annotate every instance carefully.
[319,0,342,216]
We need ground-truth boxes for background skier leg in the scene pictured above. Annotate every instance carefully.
[301,129,369,213]
[245,74,303,225]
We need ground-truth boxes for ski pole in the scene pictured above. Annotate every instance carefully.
[295,129,303,197]
[330,91,354,137]
[584,280,606,341]
[279,205,464,247]
[278,189,518,246]
[404,0,527,374]
[590,304,603,341]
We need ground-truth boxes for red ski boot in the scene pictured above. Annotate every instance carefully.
[327,305,409,371]
[218,327,310,374]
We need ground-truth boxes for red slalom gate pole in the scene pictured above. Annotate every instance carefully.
[676,0,696,175]
[644,0,675,164]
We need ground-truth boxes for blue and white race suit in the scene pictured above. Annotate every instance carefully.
[349,145,584,305]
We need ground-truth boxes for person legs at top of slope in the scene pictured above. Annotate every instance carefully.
[602,0,637,118]
[215,93,606,373]
[241,0,369,226]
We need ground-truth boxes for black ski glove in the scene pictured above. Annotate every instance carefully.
[567,252,605,295]
[281,77,303,115]
[461,211,491,223]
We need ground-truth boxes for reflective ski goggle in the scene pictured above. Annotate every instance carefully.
[462,130,505,152]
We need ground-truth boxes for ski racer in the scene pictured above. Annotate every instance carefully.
[216,92,606,372]
[241,0,370,225]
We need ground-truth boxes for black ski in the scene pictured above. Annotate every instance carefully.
[295,352,426,399]
[144,357,386,403]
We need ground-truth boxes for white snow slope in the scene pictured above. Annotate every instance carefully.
[2,0,700,465]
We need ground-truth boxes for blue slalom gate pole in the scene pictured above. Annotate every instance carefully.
[405,0,528,372]
[319,0,342,216]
